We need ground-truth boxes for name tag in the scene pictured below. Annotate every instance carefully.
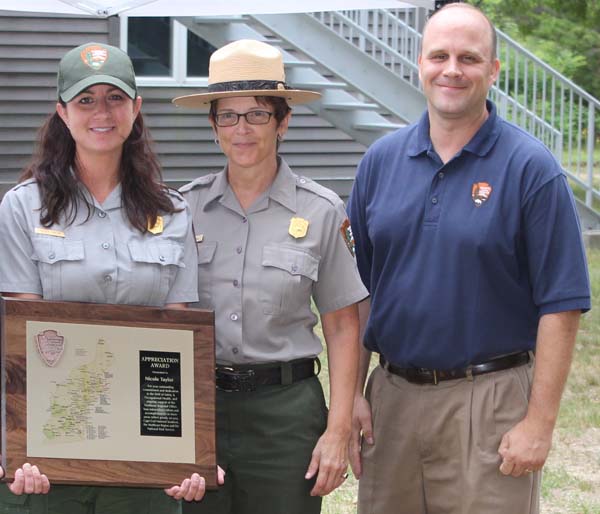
[34,227,65,238]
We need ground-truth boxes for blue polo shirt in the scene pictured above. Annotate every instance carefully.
[348,101,591,369]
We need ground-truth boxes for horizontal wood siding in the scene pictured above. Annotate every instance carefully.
[0,13,366,201]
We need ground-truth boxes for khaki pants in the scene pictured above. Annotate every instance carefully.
[358,361,541,514]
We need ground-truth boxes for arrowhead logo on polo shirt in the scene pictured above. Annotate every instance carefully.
[80,45,108,70]
[471,182,492,207]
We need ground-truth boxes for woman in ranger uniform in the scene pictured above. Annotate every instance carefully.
[174,39,368,514]
[0,42,208,514]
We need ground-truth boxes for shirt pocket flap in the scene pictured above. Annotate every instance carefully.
[31,237,84,264]
[197,241,217,265]
[128,240,185,267]
[262,244,320,281]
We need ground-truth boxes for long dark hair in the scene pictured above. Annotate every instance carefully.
[21,106,177,232]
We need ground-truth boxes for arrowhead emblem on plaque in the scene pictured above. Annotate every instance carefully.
[36,329,65,367]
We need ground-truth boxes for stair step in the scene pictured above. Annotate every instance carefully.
[192,15,248,23]
[283,60,316,67]
[354,121,404,131]
[289,81,347,90]
[323,102,380,111]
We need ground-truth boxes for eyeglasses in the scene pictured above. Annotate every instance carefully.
[214,110,274,127]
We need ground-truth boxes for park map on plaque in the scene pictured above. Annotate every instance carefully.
[26,321,196,464]
[41,335,114,443]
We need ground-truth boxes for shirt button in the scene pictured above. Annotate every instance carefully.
[98,211,107,218]
[48,252,55,260]
[236,246,243,254]
[230,313,239,321]
[104,275,112,283]
[438,172,445,179]
[299,178,306,184]
[232,347,239,354]
[233,279,239,287]
[101,242,110,250]
[291,264,298,273]
[242,217,247,223]
[431,197,438,204]
[159,255,165,262]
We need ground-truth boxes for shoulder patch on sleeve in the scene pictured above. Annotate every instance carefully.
[295,175,343,208]
[340,218,355,257]
[179,173,217,194]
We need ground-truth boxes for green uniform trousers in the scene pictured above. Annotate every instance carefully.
[184,376,328,514]
[0,484,181,514]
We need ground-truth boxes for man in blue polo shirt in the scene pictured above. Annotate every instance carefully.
[347,3,590,514]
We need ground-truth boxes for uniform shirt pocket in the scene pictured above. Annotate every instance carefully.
[196,241,217,308]
[259,243,320,316]
[30,236,85,299]
[128,240,185,306]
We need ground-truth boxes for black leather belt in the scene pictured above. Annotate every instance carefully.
[380,351,530,385]
[216,358,318,392]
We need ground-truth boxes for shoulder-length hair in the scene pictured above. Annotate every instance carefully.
[20,106,177,232]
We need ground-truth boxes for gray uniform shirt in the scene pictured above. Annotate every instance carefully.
[0,179,198,306]
[180,158,368,364]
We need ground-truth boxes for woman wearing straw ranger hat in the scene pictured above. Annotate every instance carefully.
[175,39,368,514]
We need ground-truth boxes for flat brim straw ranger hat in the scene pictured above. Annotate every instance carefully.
[172,39,321,108]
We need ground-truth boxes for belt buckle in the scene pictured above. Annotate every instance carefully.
[217,368,256,392]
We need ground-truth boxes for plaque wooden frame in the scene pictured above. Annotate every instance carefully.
[0,297,216,488]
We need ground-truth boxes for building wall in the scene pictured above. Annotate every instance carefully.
[0,12,366,200]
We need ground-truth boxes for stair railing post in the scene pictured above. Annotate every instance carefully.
[586,103,596,207]
[358,10,368,52]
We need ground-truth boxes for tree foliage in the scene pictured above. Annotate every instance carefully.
[470,0,600,99]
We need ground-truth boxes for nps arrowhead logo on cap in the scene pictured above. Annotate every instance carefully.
[471,182,492,207]
[80,45,109,70]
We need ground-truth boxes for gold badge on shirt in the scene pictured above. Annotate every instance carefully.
[289,217,309,239]
[148,216,164,234]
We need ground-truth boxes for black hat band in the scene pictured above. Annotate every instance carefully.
[207,80,291,93]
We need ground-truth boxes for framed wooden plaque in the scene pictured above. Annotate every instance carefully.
[0,297,216,488]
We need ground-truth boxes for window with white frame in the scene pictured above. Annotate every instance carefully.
[120,16,217,86]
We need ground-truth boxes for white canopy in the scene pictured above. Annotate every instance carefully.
[0,0,433,17]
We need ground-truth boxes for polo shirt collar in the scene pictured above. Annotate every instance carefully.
[408,100,502,158]
[463,101,502,157]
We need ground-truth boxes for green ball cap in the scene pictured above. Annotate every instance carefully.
[57,42,137,102]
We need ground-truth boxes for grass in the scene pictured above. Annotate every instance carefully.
[315,248,600,513]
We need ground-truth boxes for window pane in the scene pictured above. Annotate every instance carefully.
[128,17,172,76]
[187,31,216,77]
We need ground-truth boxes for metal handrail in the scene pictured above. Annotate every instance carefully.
[309,8,599,211]
[310,10,420,89]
